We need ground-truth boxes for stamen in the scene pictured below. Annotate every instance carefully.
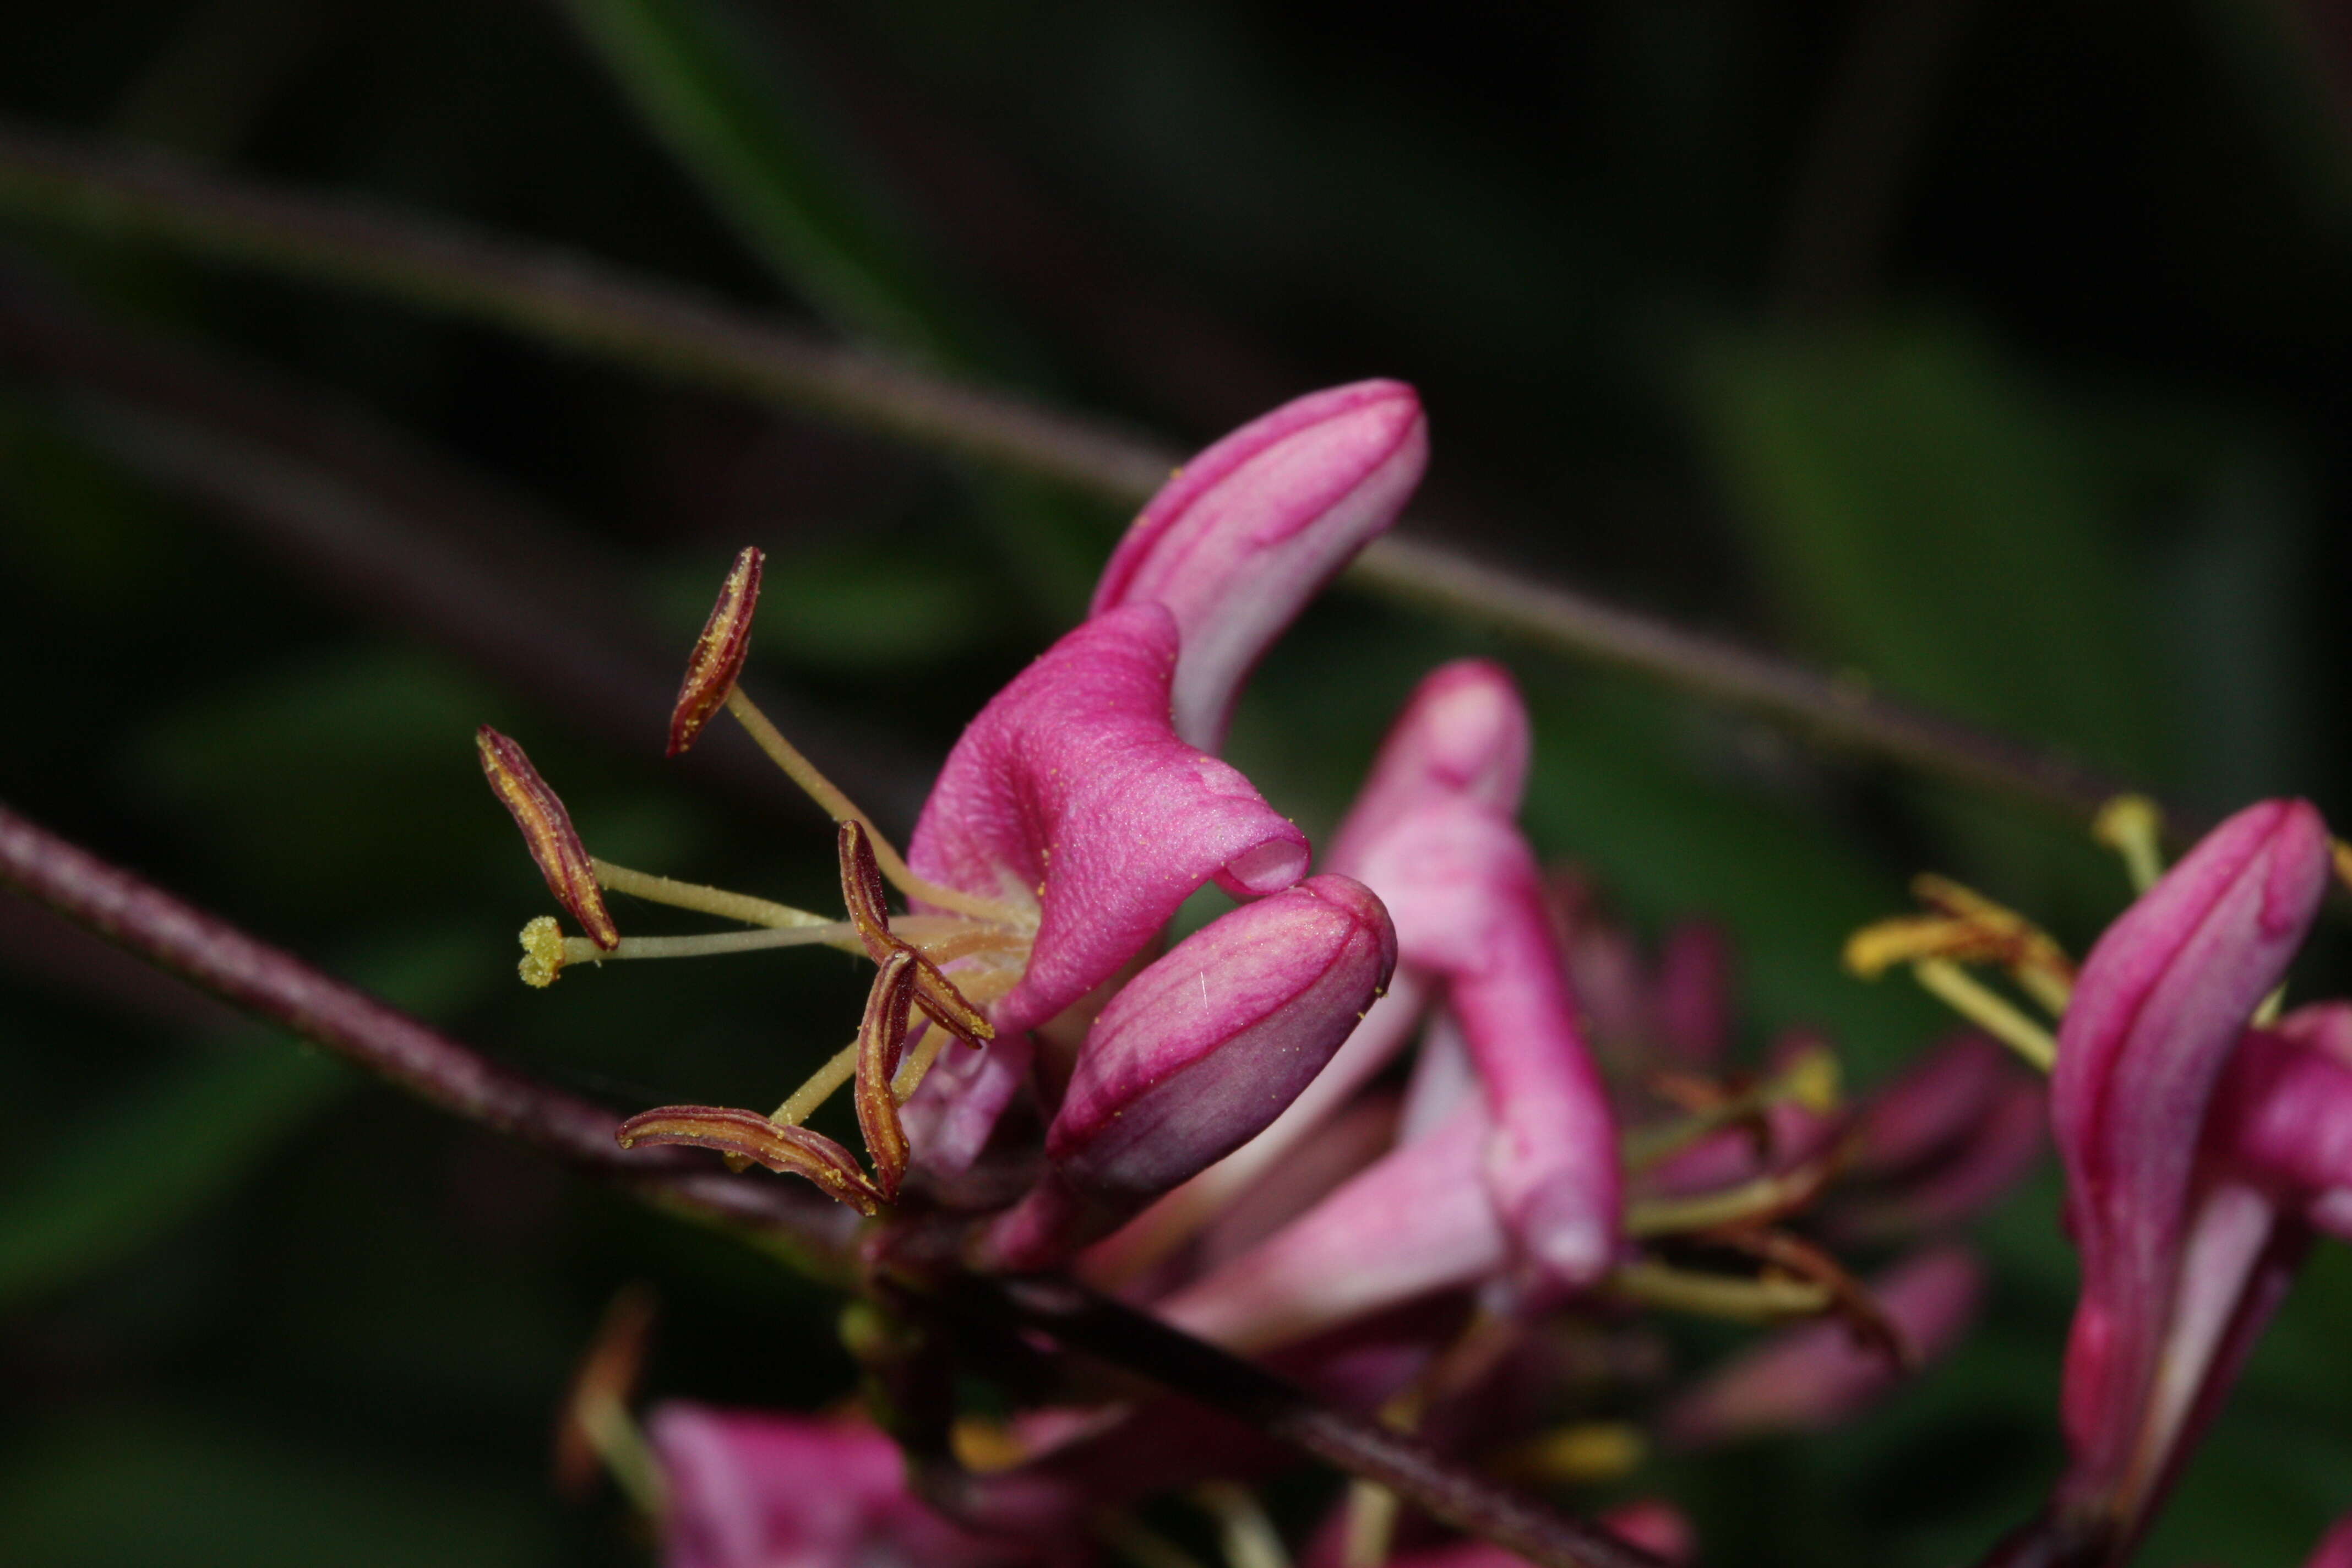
[2093,794,2166,895]
[728,688,1026,925]
[1623,1046,1841,1170]
[1339,1480,1400,1568]
[1193,1483,1291,1568]
[553,1284,668,1521]
[853,950,921,1199]
[1910,875,2076,1012]
[839,821,997,1049]
[664,545,1025,927]
[1608,1256,1832,1320]
[1095,1513,1211,1568]
[1709,1228,1910,1370]
[1488,1422,1646,1485]
[477,727,620,950]
[2335,839,2352,896]
[772,1041,858,1126]
[592,857,835,930]
[616,1104,885,1215]
[1341,1310,1519,1568]
[2255,985,2286,1028]
[558,925,862,967]
[667,546,765,755]
[1624,1161,1837,1238]
[1847,879,2075,1015]
[891,1022,952,1102]
[1912,957,2057,1072]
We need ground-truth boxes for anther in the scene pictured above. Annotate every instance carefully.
[478,727,619,951]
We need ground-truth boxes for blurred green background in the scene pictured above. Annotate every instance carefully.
[2,2,2349,1563]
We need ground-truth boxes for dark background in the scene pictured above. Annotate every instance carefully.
[2,2,2350,1563]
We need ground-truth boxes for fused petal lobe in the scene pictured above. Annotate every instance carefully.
[1092,379,1428,751]
[910,603,1312,1038]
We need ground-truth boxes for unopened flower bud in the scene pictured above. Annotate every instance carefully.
[983,875,1396,1267]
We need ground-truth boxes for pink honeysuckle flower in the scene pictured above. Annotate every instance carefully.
[649,1403,1087,1568]
[530,383,1420,1219]
[1658,1243,1985,1447]
[2036,798,2335,1561]
[1223,661,1619,1302]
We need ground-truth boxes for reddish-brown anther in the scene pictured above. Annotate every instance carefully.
[476,726,620,951]
[854,951,920,1200]
[667,546,764,757]
[837,819,993,1049]
[616,1104,885,1216]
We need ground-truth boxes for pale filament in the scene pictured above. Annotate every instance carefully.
[1608,1256,1832,1321]
[1624,1164,1828,1238]
[562,925,860,966]
[722,687,1030,930]
[593,857,833,929]
[774,1042,858,1126]
[1912,957,2057,1073]
[557,917,1033,970]
[1621,1049,1840,1172]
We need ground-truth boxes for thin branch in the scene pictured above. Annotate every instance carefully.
[967,1276,1668,1568]
[1350,536,2135,825]
[0,122,1177,503]
[0,800,1643,1568]
[0,120,2146,828]
[0,262,928,826]
[0,800,863,1280]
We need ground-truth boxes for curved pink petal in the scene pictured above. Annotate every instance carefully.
[1326,658,1533,868]
[1837,1075,2048,1240]
[1092,380,1428,750]
[1661,1245,1985,1447]
[910,602,1311,1038]
[1322,662,1618,1301]
[2211,1004,2352,1237]
[2051,799,2323,1523]
[1855,1033,2019,1177]
[1654,920,1734,1066]
[1158,1101,1506,1353]
[982,875,1395,1267]
[2306,1513,2352,1568]
[1341,796,1620,1300]
[649,1404,1047,1568]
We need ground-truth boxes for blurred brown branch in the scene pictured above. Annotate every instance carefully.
[0,120,2143,828]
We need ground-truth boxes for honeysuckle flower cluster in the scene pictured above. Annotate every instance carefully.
[483,382,2352,1568]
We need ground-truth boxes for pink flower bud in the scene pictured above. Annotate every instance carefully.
[983,875,1395,1267]
[2047,798,2333,1543]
